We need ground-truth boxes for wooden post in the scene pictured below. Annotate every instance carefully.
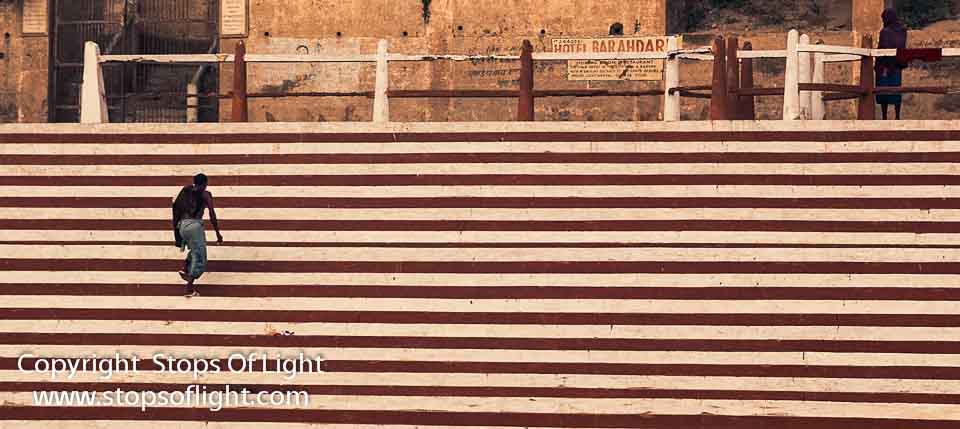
[798,34,812,119]
[231,40,248,123]
[739,41,756,120]
[725,36,740,120]
[518,40,535,121]
[783,29,800,120]
[709,36,728,121]
[662,36,680,121]
[857,34,876,120]
[80,41,108,124]
[373,39,390,123]
[812,47,826,120]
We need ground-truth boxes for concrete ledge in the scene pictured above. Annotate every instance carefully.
[1,120,960,135]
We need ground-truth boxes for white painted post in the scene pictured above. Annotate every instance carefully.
[798,34,812,119]
[80,41,108,124]
[373,39,390,123]
[812,51,826,120]
[663,36,681,122]
[783,29,800,120]
[186,83,198,123]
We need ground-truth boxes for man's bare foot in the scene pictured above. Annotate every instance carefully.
[183,280,198,298]
[183,284,198,297]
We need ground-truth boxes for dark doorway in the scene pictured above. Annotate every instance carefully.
[49,0,220,123]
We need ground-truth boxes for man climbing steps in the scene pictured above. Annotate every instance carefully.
[172,173,224,297]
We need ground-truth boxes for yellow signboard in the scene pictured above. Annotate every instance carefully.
[552,36,679,81]
[221,0,249,37]
[21,0,48,36]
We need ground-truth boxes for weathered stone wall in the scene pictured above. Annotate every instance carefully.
[220,0,669,122]
[0,1,48,123]
[1,0,958,123]
[0,2,17,123]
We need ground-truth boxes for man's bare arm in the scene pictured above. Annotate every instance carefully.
[204,192,224,243]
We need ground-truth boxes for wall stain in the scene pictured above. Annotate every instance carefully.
[261,73,314,94]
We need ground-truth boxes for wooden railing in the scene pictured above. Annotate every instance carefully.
[79,30,960,123]
[81,37,706,123]
[703,30,960,120]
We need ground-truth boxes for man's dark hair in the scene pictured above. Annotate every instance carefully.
[194,173,208,187]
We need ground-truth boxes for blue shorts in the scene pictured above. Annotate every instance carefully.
[178,218,207,279]
[876,71,903,105]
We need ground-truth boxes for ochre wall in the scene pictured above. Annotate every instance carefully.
[219,0,669,122]
[212,0,957,122]
[0,3,16,123]
[1,0,958,123]
[0,2,48,123]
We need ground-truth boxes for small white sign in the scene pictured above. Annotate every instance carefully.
[221,0,249,37]
[22,0,48,36]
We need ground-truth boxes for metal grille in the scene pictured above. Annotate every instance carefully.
[50,0,219,123]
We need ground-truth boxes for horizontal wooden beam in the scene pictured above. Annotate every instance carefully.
[799,44,872,56]
[390,54,519,62]
[676,90,712,99]
[97,48,960,65]
[799,83,864,94]
[734,87,785,96]
[249,91,374,98]
[734,84,870,97]
[677,53,714,61]
[99,48,716,64]
[99,54,234,63]
[388,90,516,98]
[668,85,711,95]
[874,86,949,94]
[823,54,861,63]
[208,89,672,99]
[535,89,664,97]
[388,89,666,98]
[102,87,958,101]
[738,50,787,59]
[823,92,861,101]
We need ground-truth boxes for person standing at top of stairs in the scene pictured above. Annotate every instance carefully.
[876,8,908,120]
